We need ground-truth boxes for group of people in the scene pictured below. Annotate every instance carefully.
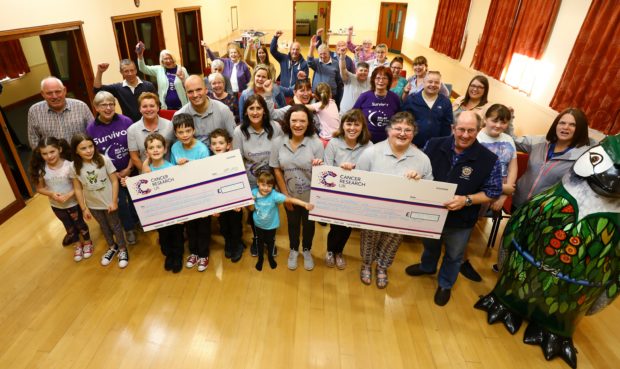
[26,25,593,306]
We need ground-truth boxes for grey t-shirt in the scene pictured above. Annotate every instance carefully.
[324,137,373,167]
[269,135,324,202]
[127,117,174,162]
[175,99,236,146]
[70,155,117,210]
[340,70,370,115]
[232,121,283,188]
[356,139,433,179]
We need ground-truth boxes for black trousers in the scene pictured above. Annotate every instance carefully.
[327,224,352,254]
[218,210,243,254]
[158,223,185,259]
[186,217,211,257]
[285,204,315,251]
[255,227,276,257]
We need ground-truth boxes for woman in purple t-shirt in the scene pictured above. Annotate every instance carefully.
[353,66,400,143]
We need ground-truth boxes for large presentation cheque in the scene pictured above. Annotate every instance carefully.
[126,150,253,231]
[308,166,456,239]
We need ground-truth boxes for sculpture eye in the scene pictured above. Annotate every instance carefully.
[589,152,603,166]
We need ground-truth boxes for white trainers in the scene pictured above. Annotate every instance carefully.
[303,249,314,271]
[325,251,335,268]
[118,249,129,269]
[186,254,198,268]
[288,250,299,270]
[73,244,83,262]
[101,247,118,266]
[197,257,209,272]
[82,241,94,259]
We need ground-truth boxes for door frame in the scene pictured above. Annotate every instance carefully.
[0,21,94,199]
[292,1,331,40]
[376,2,408,53]
[174,6,205,75]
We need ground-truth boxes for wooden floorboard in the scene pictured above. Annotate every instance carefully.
[0,194,618,369]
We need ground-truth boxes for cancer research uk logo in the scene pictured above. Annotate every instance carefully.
[319,170,338,187]
[134,179,152,195]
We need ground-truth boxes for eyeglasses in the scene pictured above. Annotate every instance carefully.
[391,66,402,70]
[469,84,485,90]
[391,127,414,134]
[99,103,115,108]
[375,76,389,81]
[455,128,478,134]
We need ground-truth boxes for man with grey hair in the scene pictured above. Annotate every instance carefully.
[270,30,309,96]
[405,111,502,306]
[28,77,93,149]
[307,34,343,106]
[93,60,156,122]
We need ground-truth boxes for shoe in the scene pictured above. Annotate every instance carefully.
[231,250,242,263]
[164,256,173,271]
[171,258,183,273]
[197,257,209,272]
[288,249,299,270]
[405,263,436,276]
[302,249,314,271]
[492,264,500,273]
[73,244,83,262]
[460,260,482,282]
[118,249,129,268]
[186,254,198,268]
[62,233,73,246]
[434,287,451,306]
[82,241,94,259]
[250,238,258,257]
[101,246,118,266]
[360,264,372,285]
[335,253,346,270]
[224,249,232,259]
[272,245,278,257]
[376,267,388,289]
[125,230,137,245]
[325,251,335,268]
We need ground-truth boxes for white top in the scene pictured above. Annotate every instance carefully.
[44,160,78,209]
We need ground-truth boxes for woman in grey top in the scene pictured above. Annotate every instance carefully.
[269,105,324,271]
[233,94,283,257]
[356,111,433,288]
[315,109,373,269]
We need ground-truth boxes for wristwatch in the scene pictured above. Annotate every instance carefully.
[465,195,473,207]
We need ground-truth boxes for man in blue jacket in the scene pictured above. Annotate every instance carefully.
[270,30,309,97]
[405,111,502,306]
[401,71,453,148]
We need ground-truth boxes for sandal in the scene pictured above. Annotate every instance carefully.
[376,267,388,289]
[360,264,372,285]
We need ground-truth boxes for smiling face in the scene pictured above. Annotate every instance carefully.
[139,97,159,121]
[161,53,176,68]
[342,120,362,143]
[184,76,208,108]
[362,40,373,52]
[453,112,480,153]
[146,138,166,162]
[413,62,427,77]
[40,145,61,166]
[374,72,389,92]
[210,76,225,95]
[375,47,387,62]
[289,111,309,139]
[254,69,269,89]
[210,135,231,154]
[390,61,403,81]
[555,113,577,145]
[120,63,138,85]
[483,113,509,138]
[246,101,265,126]
[257,180,274,197]
[468,79,486,100]
[41,79,67,112]
[257,48,267,63]
[294,85,313,104]
[76,140,95,161]
[318,46,331,63]
[228,47,240,62]
[423,73,441,97]
[356,65,369,82]
[290,42,301,60]
[174,125,195,147]
[95,100,116,123]
[387,121,414,151]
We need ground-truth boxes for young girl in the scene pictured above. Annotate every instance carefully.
[30,137,92,262]
[141,133,185,273]
[210,128,244,262]
[307,82,340,146]
[70,133,128,268]
[250,172,314,271]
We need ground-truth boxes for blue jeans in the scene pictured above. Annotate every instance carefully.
[420,226,473,289]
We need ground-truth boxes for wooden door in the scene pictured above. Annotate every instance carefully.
[175,8,205,75]
[376,2,408,53]
[40,31,93,106]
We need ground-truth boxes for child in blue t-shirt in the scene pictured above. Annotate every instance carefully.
[171,113,211,272]
[209,128,244,263]
[250,171,314,271]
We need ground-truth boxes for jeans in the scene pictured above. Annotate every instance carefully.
[285,204,315,251]
[420,226,474,289]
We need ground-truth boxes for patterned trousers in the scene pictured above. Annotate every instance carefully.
[90,209,126,248]
[360,229,403,269]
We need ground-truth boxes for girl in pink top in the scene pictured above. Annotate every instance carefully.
[307,82,340,146]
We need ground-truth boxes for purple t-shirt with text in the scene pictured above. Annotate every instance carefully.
[353,90,401,143]
[86,114,133,171]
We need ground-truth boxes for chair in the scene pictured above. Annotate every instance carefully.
[486,151,529,248]
[158,109,176,121]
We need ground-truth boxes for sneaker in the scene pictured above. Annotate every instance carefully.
[186,254,198,268]
[460,260,483,282]
[82,241,94,259]
[250,238,258,257]
[118,249,129,268]
[288,249,299,270]
[125,230,137,245]
[197,257,209,272]
[335,253,346,270]
[325,251,335,268]
[73,244,83,262]
[101,247,118,266]
[302,249,314,271]
[272,245,278,257]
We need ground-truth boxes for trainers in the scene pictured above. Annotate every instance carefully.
[302,249,314,271]
[250,238,258,257]
[288,249,299,270]
[118,249,129,268]
[460,260,483,282]
[272,245,278,257]
[335,253,346,270]
[73,244,83,262]
[82,241,94,259]
[186,254,198,268]
[197,257,209,272]
[101,246,118,266]
[125,230,137,245]
[325,251,335,268]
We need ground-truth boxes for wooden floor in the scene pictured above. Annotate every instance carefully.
[0,195,618,369]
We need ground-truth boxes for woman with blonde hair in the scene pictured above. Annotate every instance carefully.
[203,41,251,94]
[238,64,286,119]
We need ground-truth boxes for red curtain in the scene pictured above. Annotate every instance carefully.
[0,40,30,80]
[471,0,559,79]
[429,0,471,59]
[550,0,620,135]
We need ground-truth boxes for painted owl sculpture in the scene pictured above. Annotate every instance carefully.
[475,134,620,368]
